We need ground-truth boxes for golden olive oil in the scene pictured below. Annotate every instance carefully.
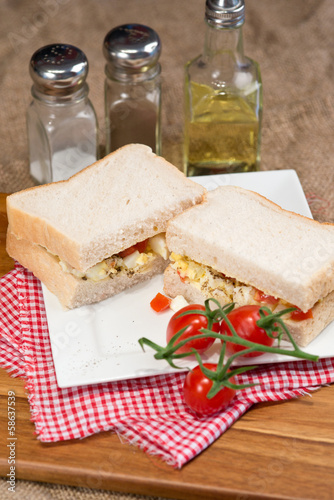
[183,0,262,177]
[184,82,260,176]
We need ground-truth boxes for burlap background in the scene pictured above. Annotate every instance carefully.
[0,0,333,498]
[0,0,333,221]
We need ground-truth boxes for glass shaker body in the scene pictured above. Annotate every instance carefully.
[103,24,162,155]
[27,44,98,185]
[184,1,262,176]
[105,69,161,155]
[27,86,98,184]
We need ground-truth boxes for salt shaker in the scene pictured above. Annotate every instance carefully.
[27,44,98,184]
[103,24,162,155]
[184,0,262,176]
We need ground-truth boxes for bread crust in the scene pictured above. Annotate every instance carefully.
[7,231,168,310]
[6,144,205,272]
[163,266,334,347]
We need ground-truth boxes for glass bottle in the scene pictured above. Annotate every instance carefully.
[103,24,161,155]
[184,0,262,176]
[27,44,98,184]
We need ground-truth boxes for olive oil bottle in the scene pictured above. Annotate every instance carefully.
[184,0,262,176]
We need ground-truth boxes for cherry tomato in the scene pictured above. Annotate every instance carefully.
[254,289,279,305]
[150,293,171,313]
[220,305,274,358]
[183,363,236,417]
[290,307,313,321]
[166,304,219,355]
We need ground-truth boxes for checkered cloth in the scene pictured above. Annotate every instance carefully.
[1,264,334,468]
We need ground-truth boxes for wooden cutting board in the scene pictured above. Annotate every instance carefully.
[1,192,334,500]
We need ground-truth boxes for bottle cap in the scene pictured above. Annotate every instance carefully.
[29,44,89,96]
[103,24,161,78]
[205,0,245,28]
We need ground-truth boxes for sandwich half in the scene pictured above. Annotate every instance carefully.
[6,144,205,309]
[164,185,334,347]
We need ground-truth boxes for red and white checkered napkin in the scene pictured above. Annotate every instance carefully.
[1,264,334,468]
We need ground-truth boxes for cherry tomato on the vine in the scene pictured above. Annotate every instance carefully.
[183,363,236,417]
[220,305,274,358]
[166,304,219,355]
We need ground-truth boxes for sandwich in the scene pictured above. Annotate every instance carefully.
[6,144,205,309]
[164,185,334,347]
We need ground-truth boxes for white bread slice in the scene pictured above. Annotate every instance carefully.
[163,266,334,347]
[6,144,205,272]
[166,186,334,312]
[7,231,168,309]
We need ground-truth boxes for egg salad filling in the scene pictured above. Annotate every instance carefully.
[59,233,169,283]
[169,252,259,307]
[169,253,315,322]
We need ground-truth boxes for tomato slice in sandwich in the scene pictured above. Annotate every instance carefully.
[254,289,279,305]
[118,246,137,258]
[118,239,148,258]
[290,307,313,321]
[135,239,148,254]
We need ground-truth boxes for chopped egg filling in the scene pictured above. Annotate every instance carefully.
[169,252,267,309]
[170,295,189,312]
[170,254,316,318]
[59,233,169,283]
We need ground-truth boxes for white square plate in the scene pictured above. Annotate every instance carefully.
[43,170,333,388]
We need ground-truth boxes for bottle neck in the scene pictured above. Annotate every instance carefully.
[203,21,245,66]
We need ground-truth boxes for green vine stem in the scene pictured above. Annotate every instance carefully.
[138,300,319,398]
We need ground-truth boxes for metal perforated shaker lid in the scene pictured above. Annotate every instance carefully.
[29,44,89,95]
[206,0,245,28]
[103,24,161,76]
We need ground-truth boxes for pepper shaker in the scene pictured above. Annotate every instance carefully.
[103,24,162,155]
[27,44,98,184]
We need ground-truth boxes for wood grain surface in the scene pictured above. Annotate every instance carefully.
[0,192,333,500]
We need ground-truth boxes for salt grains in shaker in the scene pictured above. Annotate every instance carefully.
[27,44,98,184]
[103,24,162,155]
